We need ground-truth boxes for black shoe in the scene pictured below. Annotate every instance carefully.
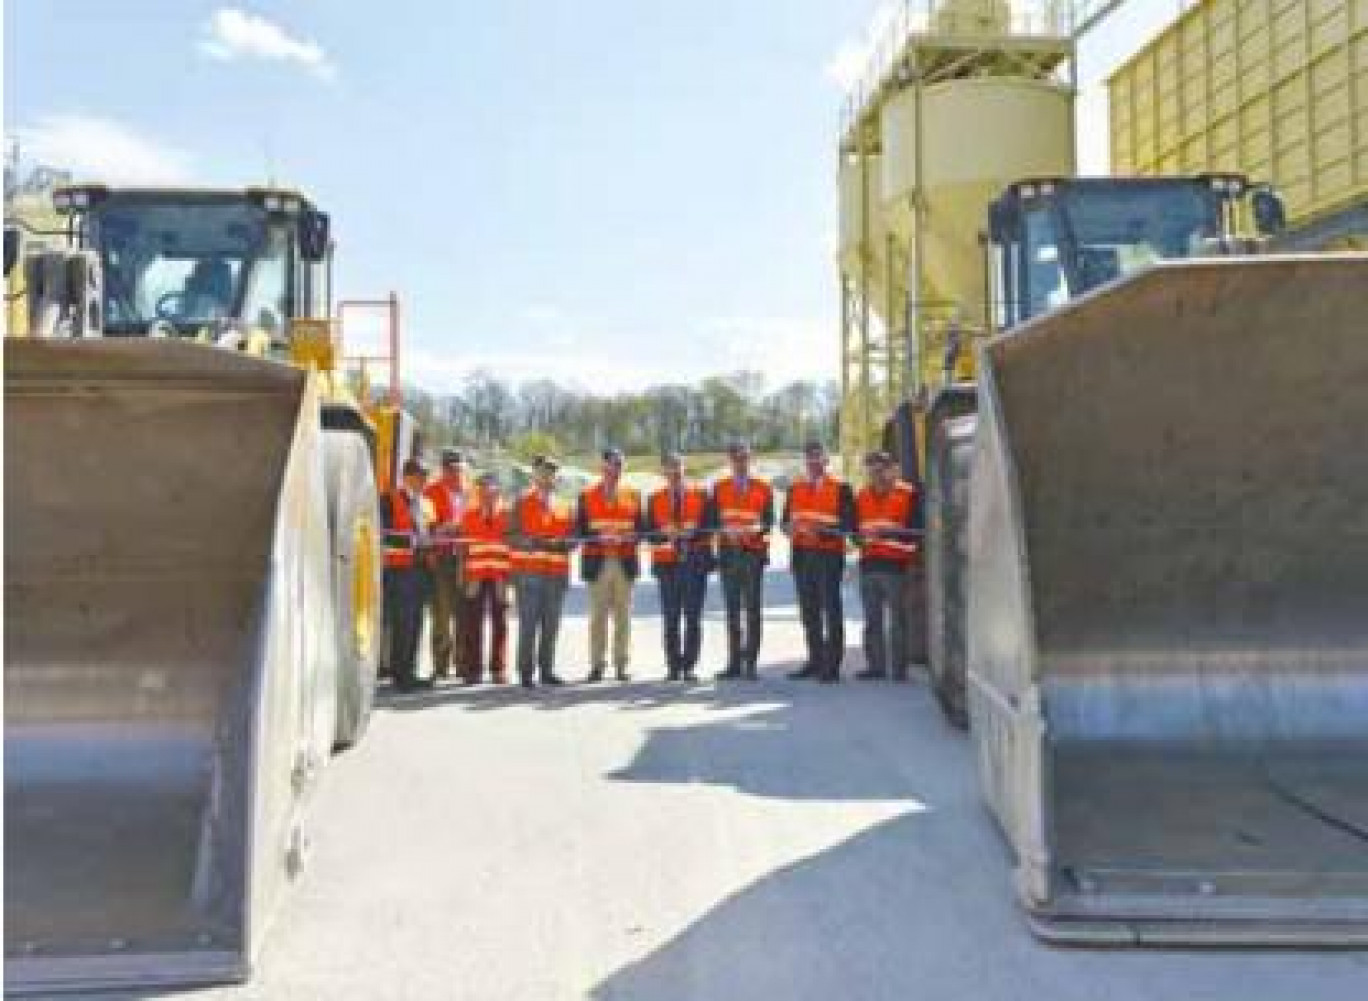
[540,674,566,686]
[788,665,818,680]
[585,669,604,683]
[615,669,631,682]
[891,671,909,683]
[520,677,537,689]
[413,677,435,690]
[716,665,742,680]
[666,670,681,682]
[818,671,840,684]
[682,670,699,683]
[855,668,887,680]
[743,662,758,680]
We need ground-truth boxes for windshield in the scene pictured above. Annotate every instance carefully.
[88,199,288,334]
[1056,183,1222,294]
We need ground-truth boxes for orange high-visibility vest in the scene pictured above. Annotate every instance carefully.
[855,482,919,566]
[460,504,511,582]
[511,490,574,577]
[424,479,465,556]
[384,489,434,569]
[424,478,466,525]
[713,477,771,552]
[789,476,846,554]
[581,484,640,560]
[647,485,710,568]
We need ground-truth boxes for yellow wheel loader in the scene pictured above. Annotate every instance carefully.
[910,174,1368,942]
[4,184,413,993]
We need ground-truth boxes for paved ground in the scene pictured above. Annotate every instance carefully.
[175,564,1366,1000]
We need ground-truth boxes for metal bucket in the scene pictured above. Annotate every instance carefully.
[4,339,337,991]
[968,255,1368,943]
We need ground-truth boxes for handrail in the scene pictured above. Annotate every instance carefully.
[336,292,401,408]
[837,0,1099,135]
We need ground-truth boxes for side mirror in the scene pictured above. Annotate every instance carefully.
[4,227,18,278]
[300,210,330,261]
[1251,187,1286,236]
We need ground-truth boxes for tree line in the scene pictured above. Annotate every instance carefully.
[401,370,841,459]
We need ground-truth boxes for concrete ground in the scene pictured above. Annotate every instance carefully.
[177,563,1366,1000]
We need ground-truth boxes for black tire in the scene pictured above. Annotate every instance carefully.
[926,415,976,730]
[323,431,383,750]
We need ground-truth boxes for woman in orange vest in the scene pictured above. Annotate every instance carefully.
[459,472,512,684]
[645,451,715,682]
[853,450,921,682]
[782,441,856,683]
[508,456,575,688]
[576,447,643,682]
[382,457,437,693]
[711,441,774,679]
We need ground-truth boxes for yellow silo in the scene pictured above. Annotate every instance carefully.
[837,0,1077,470]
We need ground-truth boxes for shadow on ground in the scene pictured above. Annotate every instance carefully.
[589,809,1368,1001]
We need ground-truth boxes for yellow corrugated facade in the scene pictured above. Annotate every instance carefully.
[1108,0,1367,227]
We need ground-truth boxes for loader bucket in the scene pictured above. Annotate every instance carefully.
[5,339,338,992]
[968,255,1368,944]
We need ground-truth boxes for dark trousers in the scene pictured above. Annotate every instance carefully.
[463,579,509,681]
[384,565,430,689]
[656,561,708,676]
[514,574,567,682]
[859,568,908,677]
[719,549,765,671]
[792,549,845,677]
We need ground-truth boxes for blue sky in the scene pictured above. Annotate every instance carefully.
[4,1,1185,392]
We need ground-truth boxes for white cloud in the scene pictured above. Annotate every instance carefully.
[198,8,336,81]
[15,114,194,185]
[404,345,670,396]
[823,2,903,93]
[700,315,837,386]
[399,310,838,397]
[521,304,563,323]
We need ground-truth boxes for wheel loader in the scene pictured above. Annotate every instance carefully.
[902,174,1368,942]
[4,184,415,992]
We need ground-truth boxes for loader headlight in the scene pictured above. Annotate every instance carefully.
[258,192,303,216]
[52,187,103,213]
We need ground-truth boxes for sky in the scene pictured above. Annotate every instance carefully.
[4,0,1189,395]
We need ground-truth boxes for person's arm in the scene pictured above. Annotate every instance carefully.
[575,495,591,539]
[838,483,857,536]
[643,494,666,545]
[779,488,793,536]
[760,485,775,535]
[506,497,527,549]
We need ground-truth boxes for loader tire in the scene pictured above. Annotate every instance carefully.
[926,416,975,730]
[324,431,383,750]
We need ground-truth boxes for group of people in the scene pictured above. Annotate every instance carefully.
[380,441,924,693]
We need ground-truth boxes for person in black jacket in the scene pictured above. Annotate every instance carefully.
[782,441,857,683]
[644,452,715,682]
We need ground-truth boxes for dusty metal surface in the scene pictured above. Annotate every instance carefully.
[4,339,338,992]
[968,255,1368,941]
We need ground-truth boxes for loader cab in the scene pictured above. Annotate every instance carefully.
[52,185,333,347]
[987,175,1252,330]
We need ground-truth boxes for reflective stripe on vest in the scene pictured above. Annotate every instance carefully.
[582,484,640,559]
[461,505,511,581]
[789,476,846,553]
[384,489,428,569]
[512,491,573,577]
[856,483,919,564]
[714,477,770,551]
[648,486,709,567]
